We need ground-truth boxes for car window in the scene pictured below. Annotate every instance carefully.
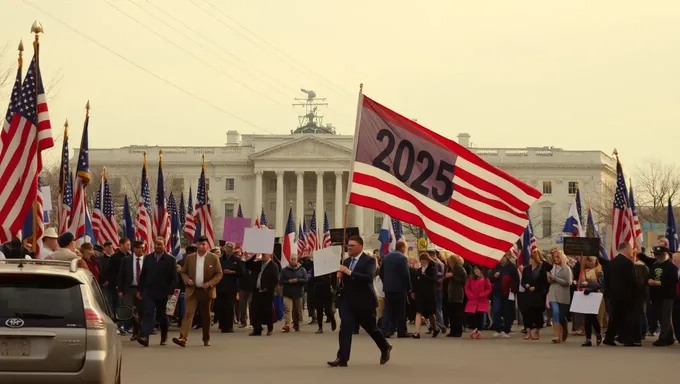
[89,277,112,319]
[0,274,85,328]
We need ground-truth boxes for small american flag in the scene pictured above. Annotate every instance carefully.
[92,173,119,247]
[57,124,72,236]
[168,192,181,256]
[259,206,267,227]
[196,157,214,248]
[296,222,306,255]
[237,204,244,218]
[0,51,54,241]
[153,153,170,252]
[628,180,643,250]
[68,110,90,242]
[307,209,318,251]
[321,211,331,248]
[184,187,196,242]
[178,192,186,228]
[135,154,153,250]
[609,157,633,259]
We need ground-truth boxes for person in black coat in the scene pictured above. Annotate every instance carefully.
[328,236,391,367]
[411,252,439,338]
[137,238,177,347]
[603,242,638,346]
[520,252,549,340]
[246,252,279,336]
[378,241,412,338]
[215,243,244,333]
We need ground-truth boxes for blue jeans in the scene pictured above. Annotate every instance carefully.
[435,289,444,328]
[492,295,516,333]
[177,292,186,326]
[549,301,569,327]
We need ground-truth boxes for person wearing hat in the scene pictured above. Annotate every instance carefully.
[42,228,59,260]
[50,232,89,270]
[0,238,31,260]
[647,246,678,346]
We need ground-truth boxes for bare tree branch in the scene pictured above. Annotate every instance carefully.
[632,158,680,223]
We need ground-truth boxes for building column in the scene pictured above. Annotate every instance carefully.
[316,171,324,232]
[334,171,343,228]
[296,171,304,228]
[354,204,364,235]
[254,171,263,222]
[275,171,285,237]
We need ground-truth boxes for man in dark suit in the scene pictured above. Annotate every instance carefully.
[246,252,280,336]
[328,235,392,367]
[216,242,244,333]
[137,238,178,347]
[117,240,145,339]
[603,241,638,346]
[379,240,412,337]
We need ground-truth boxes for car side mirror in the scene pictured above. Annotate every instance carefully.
[114,305,134,321]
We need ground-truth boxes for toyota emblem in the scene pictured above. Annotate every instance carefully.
[5,318,24,328]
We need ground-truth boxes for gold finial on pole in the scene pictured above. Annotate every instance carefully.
[289,200,293,207]
[612,148,618,157]
[359,83,363,93]
[63,118,68,134]
[85,100,90,117]
[159,149,163,165]
[17,40,23,67]
[31,20,43,51]
[103,166,108,180]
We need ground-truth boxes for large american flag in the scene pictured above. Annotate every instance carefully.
[68,110,90,242]
[0,51,54,241]
[183,187,196,242]
[57,123,72,235]
[349,95,541,267]
[321,210,331,248]
[135,154,153,250]
[307,209,318,251]
[179,192,186,228]
[196,157,215,248]
[92,173,119,248]
[609,157,634,259]
[153,153,171,252]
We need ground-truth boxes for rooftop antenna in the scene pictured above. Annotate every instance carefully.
[292,89,333,134]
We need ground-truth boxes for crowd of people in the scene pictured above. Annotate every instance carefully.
[3,228,680,356]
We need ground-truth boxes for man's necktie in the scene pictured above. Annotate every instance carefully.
[349,257,357,271]
[135,258,142,284]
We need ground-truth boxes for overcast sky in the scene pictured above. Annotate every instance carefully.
[1,0,678,170]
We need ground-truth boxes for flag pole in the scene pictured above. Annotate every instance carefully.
[31,22,43,253]
[341,203,349,262]
[345,83,363,206]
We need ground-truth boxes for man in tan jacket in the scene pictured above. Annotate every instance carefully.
[172,236,223,347]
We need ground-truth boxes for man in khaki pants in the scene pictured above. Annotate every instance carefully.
[172,236,223,347]
[279,255,308,332]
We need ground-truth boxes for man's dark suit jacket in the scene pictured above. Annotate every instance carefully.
[603,253,637,302]
[379,251,412,294]
[117,254,144,294]
[138,252,177,300]
[340,253,378,311]
[247,258,279,293]
[217,254,245,294]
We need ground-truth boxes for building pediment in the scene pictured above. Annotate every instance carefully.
[248,136,352,160]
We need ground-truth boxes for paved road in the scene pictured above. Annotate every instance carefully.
[121,324,677,384]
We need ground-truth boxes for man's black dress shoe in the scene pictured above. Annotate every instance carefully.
[327,359,348,367]
[380,344,392,365]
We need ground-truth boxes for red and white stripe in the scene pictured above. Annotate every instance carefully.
[0,94,53,238]
[153,205,170,252]
[322,231,331,249]
[57,194,71,235]
[34,188,45,259]
[69,178,88,241]
[306,230,318,252]
[184,211,196,241]
[197,205,215,248]
[136,204,152,251]
[92,182,119,248]
[349,96,541,267]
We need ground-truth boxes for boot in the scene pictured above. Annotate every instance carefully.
[552,324,562,344]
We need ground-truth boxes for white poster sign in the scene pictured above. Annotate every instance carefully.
[313,246,342,277]
[242,227,275,254]
[570,291,603,315]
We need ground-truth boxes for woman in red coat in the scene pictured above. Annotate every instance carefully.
[464,265,492,339]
